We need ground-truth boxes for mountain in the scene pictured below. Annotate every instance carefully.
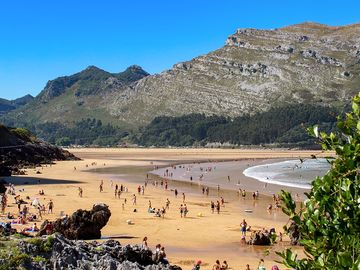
[0,94,34,114]
[3,65,149,127]
[106,22,360,124]
[2,22,360,144]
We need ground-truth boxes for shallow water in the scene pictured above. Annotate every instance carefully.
[243,158,331,189]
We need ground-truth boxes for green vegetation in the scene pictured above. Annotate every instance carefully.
[279,93,360,269]
[135,104,338,147]
[28,118,128,146]
[0,236,54,269]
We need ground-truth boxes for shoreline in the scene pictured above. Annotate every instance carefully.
[1,148,326,269]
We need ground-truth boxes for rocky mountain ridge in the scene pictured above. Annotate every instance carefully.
[0,94,34,114]
[2,22,360,128]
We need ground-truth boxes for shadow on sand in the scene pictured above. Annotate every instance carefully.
[3,176,81,186]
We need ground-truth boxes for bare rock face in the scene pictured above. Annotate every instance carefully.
[53,203,111,240]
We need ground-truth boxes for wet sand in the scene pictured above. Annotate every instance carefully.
[1,148,327,269]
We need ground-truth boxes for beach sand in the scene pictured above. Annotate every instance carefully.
[2,148,328,269]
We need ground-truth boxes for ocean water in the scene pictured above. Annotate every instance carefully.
[243,158,331,189]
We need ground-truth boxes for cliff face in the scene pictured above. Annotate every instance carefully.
[3,22,360,127]
[105,22,360,124]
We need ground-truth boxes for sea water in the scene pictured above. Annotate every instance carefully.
[243,158,331,189]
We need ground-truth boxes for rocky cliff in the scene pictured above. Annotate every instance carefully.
[107,22,360,124]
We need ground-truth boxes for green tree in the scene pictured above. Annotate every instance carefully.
[279,93,360,269]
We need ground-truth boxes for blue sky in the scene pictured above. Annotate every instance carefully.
[0,0,359,100]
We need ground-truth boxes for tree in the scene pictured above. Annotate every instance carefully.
[279,93,360,269]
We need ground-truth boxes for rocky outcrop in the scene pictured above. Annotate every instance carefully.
[51,203,111,240]
[17,234,182,270]
[0,124,79,176]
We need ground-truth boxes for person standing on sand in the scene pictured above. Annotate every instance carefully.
[47,200,54,214]
[183,204,188,217]
[179,204,184,218]
[142,236,149,250]
[211,201,215,213]
[174,189,178,197]
[182,193,186,202]
[240,219,248,236]
[78,187,83,197]
[132,194,137,205]
[166,198,170,210]
[245,264,251,270]
[216,201,220,214]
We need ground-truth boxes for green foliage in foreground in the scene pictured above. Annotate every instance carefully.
[279,93,360,269]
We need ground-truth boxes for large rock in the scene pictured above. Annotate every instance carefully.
[248,231,272,245]
[17,234,182,270]
[52,203,111,240]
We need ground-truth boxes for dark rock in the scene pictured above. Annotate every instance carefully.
[52,203,111,240]
[248,231,272,245]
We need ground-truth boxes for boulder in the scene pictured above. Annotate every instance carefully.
[52,203,111,240]
[248,231,271,245]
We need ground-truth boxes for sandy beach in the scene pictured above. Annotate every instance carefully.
[1,148,329,269]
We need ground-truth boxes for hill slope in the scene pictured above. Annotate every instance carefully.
[107,22,360,124]
[0,94,34,114]
[2,22,360,141]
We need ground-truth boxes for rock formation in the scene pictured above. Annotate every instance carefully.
[248,231,272,245]
[51,203,111,240]
[0,124,79,176]
[17,234,182,270]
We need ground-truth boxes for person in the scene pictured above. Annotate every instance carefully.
[192,260,202,270]
[158,247,168,264]
[32,223,39,232]
[211,201,215,214]
[142,236,148,250]
[221,260,229,270]
[216,201,220,214]
[271,265,279,270]
[245,264,251,270]
[132,194,137,205]
[258,259,266,270]
[240,219,247,236]
[213,260,221,270]
[166,198,170,210]
[45,221,53,235]
[174,189,178,197]
[78,187,83,197]
[47,200,54,214]
[182,193,186,202]
[179,204,184,218]
[183,204,188,217]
